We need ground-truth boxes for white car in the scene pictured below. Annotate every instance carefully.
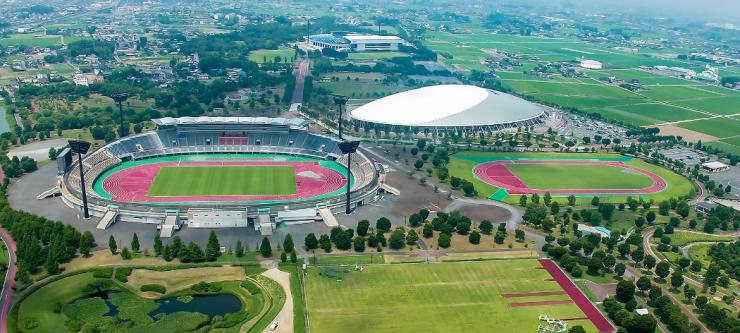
[269,321,278,331]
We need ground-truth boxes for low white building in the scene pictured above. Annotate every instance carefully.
[579,59,603,69]
[701,161,730,172]
[344,35,404,52]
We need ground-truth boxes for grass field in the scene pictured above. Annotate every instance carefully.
[148,166,296,196]
[248,48,295,64]
[0,34,60,47]
[677,118,740,139]
[666,231,733,247]
[506,164,654,189]
[305,259,597,333]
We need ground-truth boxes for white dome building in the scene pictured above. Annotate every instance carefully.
[349,85,545,134]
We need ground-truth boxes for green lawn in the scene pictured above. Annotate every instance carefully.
[305,259,597,333]
[506,164,654,190]
[148,166,296,196]
[667,231,733,247]
[248,48,295,64]
[0,34,60,47]
[677,118,740,139]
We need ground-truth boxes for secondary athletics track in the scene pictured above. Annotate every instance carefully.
[539,259,615,333]
[474,160,666,195]
[97,160,348,204]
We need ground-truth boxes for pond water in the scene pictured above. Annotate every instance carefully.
[77,290,242,319]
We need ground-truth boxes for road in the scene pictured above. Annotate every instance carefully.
[285,57,310,118]
[0,228,17,333]
[260,266,293,333]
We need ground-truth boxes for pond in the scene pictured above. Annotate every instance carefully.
[77,290,242,320]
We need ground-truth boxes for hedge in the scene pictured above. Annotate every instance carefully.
[114,267,132,282]
[140,284,166,294]
[92,267,113,279]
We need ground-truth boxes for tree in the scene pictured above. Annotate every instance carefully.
[591,196,600,206]
[543,192,552,206]
[646,211,656,224]
[469,230,481,244]
[131,233,140,253]
[519,195,528,207]
[357,220,370,236]
[515,229,525,242]
[162,245,172,261]
[615,263,626,278]
[290,250,297,263]
[121,247,131,260]
[260,237,272,257]
[319,234,332,252]
[153,234,163,256]
[494,230,506,244]
[305,233,318,250]
[235,240,244,257]
[568,326,586,333]
[616,279,635,302]
[568,195,576,206]
[479,220,493,234]
[376,217,391,232]
[704,264,721,286]
[678,257,690,270]
[655,261,671,280]
[280,252,287,262]
[414,159,424,170]
[108,235,117,255]
[658,200,670,216]
[283,234,294,253]
[206,230,221,261]
[531,193,540,204]
[636,276,652,295]
[550,201,560,215]
[683,285,696,301]
[389,229,406,250]
[438,233,451,248]
[694,296,708,308]
[408,213,423,227]
[422,223,433,238]
[622,314,657,333]
[670,270,684,289]
[638,254,655,271]
[690,260,702,272]
[353,237,366,252]
[78,231,94,257]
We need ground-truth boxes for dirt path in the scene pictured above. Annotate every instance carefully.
[261,268,293,333]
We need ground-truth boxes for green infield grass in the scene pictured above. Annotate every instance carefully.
[148,166,296,196]
[305,259,597,333]
[506,164,654,190]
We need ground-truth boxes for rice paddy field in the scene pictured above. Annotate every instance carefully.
[304,259,602,333]
[421,28,740,153]
[147,166,297,196]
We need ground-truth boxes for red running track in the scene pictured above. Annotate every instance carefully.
[101,161,347,203]
[539,259,615,333]
[474,160,666,195]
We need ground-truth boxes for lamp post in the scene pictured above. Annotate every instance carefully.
[338,140,360,215]
[332,94,348,140]
[69,140,92,218]
[111,92,130,137]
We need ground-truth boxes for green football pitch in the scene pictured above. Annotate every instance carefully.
[305,259,596,333]
[506,164,654,189]
[147,166,296,196]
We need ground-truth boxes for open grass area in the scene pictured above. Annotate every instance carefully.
[305,259,596,333]
[666,231,733,247]
[148,166,296,196]
[677,118,740,139]
[316,73,411,100]
[0,34,61,47]
[248,48,295,64]
[506,163,654,190]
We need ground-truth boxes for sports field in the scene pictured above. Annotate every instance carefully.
[147,166,296,196]
[93,154,350,204]
[448,152,693,203]
[506,163,654,189]
[305,259,611,333]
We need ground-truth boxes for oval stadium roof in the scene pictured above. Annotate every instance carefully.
[349,85,544,127]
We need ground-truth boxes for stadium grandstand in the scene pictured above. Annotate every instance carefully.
[306,32,404,52]
[57,117,381,236]
[349,85,547,135]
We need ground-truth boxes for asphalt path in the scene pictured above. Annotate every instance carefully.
[0,228,17,333]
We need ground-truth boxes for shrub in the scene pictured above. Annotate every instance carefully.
[212,311,249,328]
[114,267,133,283]
[191,281,222,293]
[140,284,167,294]
[64,319,82,332]
[52,302,62,313]
[93,267,113,279]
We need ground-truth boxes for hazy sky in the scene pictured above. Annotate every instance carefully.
[563,0,740,24]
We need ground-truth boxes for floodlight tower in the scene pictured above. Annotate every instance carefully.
[69,140,92,218]
[338,140,360,215]
[111,92,130,137]
[333,94,349,140]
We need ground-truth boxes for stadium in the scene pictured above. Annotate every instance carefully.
[54,117,381,236]
[349,85,548,134]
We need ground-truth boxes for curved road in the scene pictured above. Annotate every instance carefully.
[0,228,16,333]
